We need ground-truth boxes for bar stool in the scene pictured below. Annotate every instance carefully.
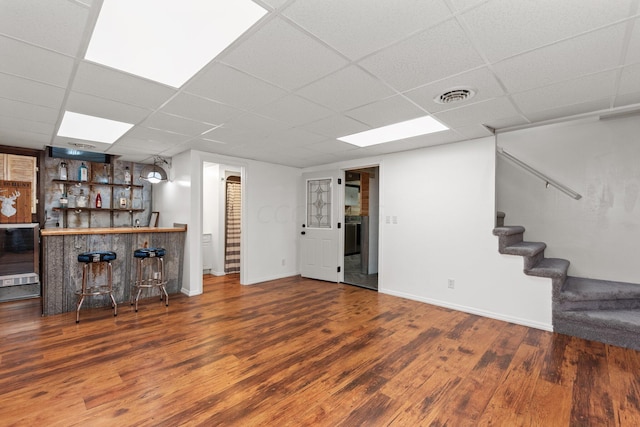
[131,247,168,312]
[76,251,118,323]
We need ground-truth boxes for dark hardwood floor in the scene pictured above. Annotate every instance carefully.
[1,274,640,426]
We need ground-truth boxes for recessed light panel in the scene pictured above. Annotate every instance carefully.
[57,111,134,144]
[338,116,449,147]
[85,0,267,88]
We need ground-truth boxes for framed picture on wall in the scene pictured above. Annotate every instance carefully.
[149,211,159,227]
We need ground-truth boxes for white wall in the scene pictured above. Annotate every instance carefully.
[202,163,219,236]
[153,150,196,295]
[379,137,551,329]
[155,150,300,295]
[304,138,552,329]
[497,114,640,283]
[244,159,299,284]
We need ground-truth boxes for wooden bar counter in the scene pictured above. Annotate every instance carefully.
[40,226,186,316]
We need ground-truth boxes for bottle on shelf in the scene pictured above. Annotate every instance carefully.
[76,189,87,208]
[124,166,132,185]
[78,162,88,182]
[95,192,102,208]
[59,162,68,180]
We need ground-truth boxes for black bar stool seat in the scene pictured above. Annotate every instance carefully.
[76,250,117,323]
[131,247,168,312]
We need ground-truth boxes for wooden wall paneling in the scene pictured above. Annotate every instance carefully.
[6,154,37,214]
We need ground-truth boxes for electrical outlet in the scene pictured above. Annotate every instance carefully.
[448,279,455,289]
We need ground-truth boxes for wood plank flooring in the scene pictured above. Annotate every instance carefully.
[1,274,640,426]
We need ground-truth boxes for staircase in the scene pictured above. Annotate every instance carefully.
[493,225,640,351]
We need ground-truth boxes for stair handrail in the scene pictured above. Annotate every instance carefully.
[497,147,582,200]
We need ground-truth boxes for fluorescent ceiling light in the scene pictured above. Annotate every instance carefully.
[338,116,449,147]
[57,111,134,144]
[85,0,267,88]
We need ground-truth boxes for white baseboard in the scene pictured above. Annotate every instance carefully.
[181,287,202,297]
[243,272,299,285]
[380,288,553,332]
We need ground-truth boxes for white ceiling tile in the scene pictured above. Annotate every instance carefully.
[197,110,296,145]
[66,92,152,125]
[261,0,290,10]
[184,63,287,110]
[254,95,333,126]
[462,0,633,62]
[449,0,488,12]
[223,113,290,133]
[485,115,530,130]
[103,144,150,155]
[434,97,519,128]
[161,93,243,125]
[619,63,640,95]
[73,62,177,109]
[512,71,617,115]
[345,95,426,128]
[614,92,640,108]
[0,0,636,168]
[625,18,640,65]
[493,24,627,93]
[297,66,395,112]
[124,127,192,146]
[0,98,58,124]
[221,17,348,90]
[0,74,65,108]
[282,0,453,59]
[404,67,505,113]
[524,98,612,123]
[359,19,485,92]
[304,138,362,154]
[363,130,461,155]
[299,115,369,138]
[0,115,54,135]
[0,36,74,87]
[0,0,91,55]
[0,128,50,148]
[262,128,326,146]
[452,124,494,140]
[184,138,239,156]
[105,151,150,163]
[141,113,214,137]
[196,125,264,146]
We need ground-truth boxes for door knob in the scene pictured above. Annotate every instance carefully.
[301,231,306,235]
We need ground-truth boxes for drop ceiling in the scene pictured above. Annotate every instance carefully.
[0,0,639,168]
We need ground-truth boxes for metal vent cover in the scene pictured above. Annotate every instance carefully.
[434,87,476,105]
[68,142,97,149]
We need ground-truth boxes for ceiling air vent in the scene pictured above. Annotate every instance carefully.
[434,87,476,105]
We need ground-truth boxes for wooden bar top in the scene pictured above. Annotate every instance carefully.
[41,226,187,236]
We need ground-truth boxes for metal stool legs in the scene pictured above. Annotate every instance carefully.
[76,252,117,323]
[131,248,168,312]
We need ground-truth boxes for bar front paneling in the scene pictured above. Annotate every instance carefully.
[41,227,186,316]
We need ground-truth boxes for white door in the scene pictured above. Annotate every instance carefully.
[300,170,343,282]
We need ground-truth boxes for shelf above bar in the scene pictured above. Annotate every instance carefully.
[52,179,143,188]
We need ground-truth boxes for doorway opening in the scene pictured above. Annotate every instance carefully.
[202,162,242,278]
[224,175,241,273]
[343,167,379,290]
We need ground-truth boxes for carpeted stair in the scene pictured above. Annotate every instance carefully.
[493,225,640,351]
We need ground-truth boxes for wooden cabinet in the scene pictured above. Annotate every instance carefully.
[0,153,37,214]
